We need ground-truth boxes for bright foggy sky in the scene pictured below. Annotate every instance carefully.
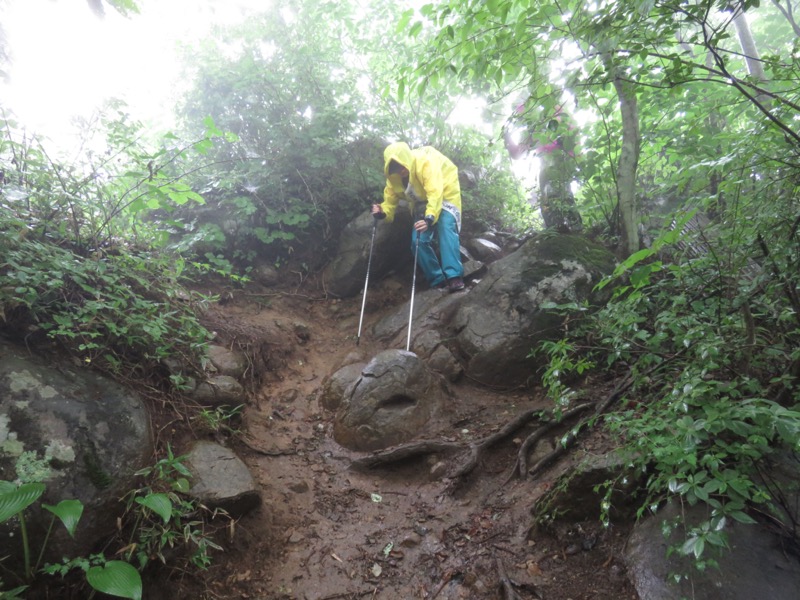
[1,0,499,160]
[1,0,274,147]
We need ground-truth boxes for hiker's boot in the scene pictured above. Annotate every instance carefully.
[447,277,465,293]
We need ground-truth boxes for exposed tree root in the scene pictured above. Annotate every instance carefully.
[350,440,463,469]
[495,553,542,600]
[351,408,543,474]
[350,371,645,493]
[351,403,592,491]
[495,555,523,600]
[515,403,593,478]
[527,375,635,478]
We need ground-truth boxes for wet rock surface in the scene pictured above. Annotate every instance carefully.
[452,234,616,387]
[323,208,414,298]
[625,501,800,600]
[184,440,260,518]
[333,349,447,451]
[0,337,151,561]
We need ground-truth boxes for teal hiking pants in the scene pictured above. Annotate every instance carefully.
[411,209,463,287]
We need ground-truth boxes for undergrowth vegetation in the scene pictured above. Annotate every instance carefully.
[539,203,800,567]
[0,110,219,381]
[0,109,230,596]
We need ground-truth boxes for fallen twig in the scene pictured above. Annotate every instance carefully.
[430,569,457,600]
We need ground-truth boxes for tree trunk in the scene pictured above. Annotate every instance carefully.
[612,72,641,256]
[731,7,766,82]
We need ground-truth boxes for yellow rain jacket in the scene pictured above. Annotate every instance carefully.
[380,142,461,225]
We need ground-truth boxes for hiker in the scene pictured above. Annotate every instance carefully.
[503,102,583,233]
[371,142,465,293]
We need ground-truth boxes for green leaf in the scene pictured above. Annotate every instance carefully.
[0,482,45,523]
[42,499,84,538]
[86,561,143,600]
[728,510,757,524]
[135,493,172,523]
[396,8,414,33]
[171,478,191,493]
[202,115,223,137]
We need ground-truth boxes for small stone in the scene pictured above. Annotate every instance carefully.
[288,481,310,494]
[400,533,422,547]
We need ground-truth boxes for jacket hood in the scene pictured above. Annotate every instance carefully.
[383,142,414,178]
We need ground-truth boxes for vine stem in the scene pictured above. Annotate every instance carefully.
[19,512,32,580]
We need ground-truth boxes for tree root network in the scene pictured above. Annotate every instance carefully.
[350,375,635,491]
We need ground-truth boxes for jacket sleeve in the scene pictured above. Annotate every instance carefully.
[418,155,444,223]
[380,181,401,222]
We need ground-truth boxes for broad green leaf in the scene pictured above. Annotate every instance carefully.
[0,482,45,523]
[171,478,191,493]
[135,493,172,524]
[728,510,757,524]
[42,499,84,538]
[202,116,222,137]
[86,561,143,600]
[395,8,414,33]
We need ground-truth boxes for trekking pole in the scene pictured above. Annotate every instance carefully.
[406,228,421,352]
[356,214,381,346]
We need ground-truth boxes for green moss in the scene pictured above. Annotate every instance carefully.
[82,442,113,489]
[15,450,52,483]
[535,234,616,274]
[2,439,25,456]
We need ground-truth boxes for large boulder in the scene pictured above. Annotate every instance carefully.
[323,208,414,298]
[450,234,616,387]
[0,338,151,561]
[319,362,366,412]
[465,237,503,263]
[372,288,464,348]
[333,350,446,451]
[625,501,800,600]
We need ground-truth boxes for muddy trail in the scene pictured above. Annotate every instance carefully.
[183,273,640,600]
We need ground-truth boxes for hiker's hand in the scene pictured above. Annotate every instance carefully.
[414,215,434,232]
[371,204,386,220]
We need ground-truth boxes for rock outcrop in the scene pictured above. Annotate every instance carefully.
[0,337,151,561]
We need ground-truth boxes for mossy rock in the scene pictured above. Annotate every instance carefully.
[451,234,616,387]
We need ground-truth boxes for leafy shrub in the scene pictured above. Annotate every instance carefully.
[537,211,800,564]
[0,109,225,381]
[0,235,212,378]
[121,445,227,571]
[0,480,143,600]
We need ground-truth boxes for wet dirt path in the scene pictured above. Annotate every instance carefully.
[208,287,637,600]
